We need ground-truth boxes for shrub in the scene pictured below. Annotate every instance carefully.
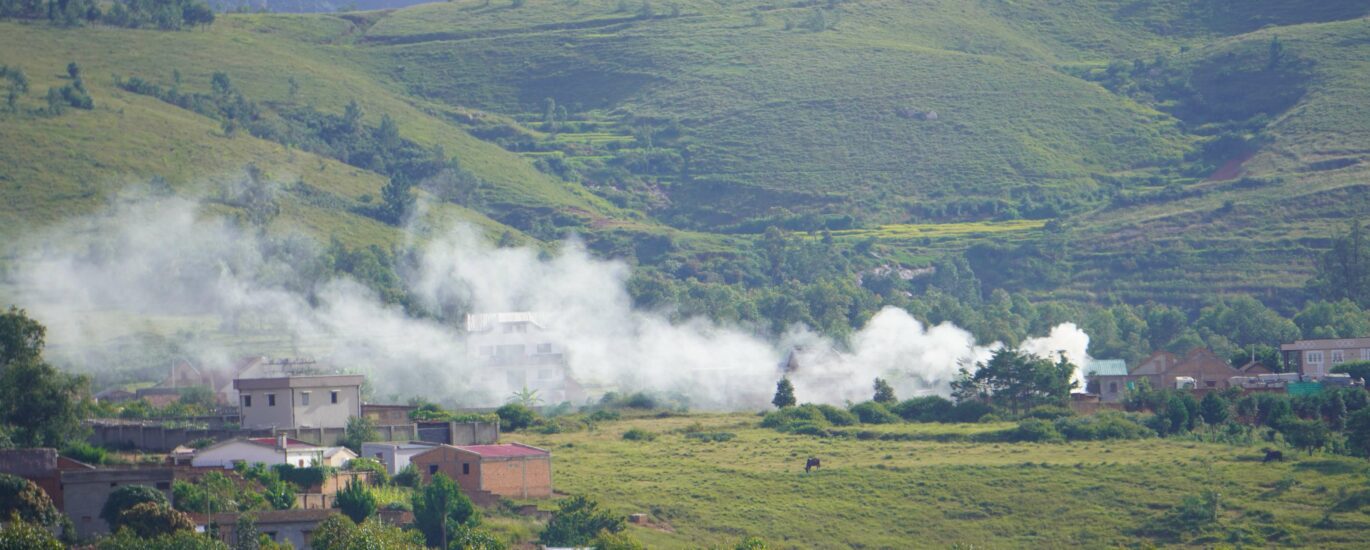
[347,457,389,485]
[950,401,994,423]
[760,404,830,432]
[116,502,194,538]
[893,396,955,422]
[622,428,656,441]
[587,410,621,422]
[393,464,420,488]
[0,473,58,526]
[813,404,859,426]
[335,477,376,523]
[100,485,169,532]
[541,495,625,547]
[496,403,537,432]
[1054,411,1154,441]
[685,432,736,443]
[849,401,900,424]
[62,441,109,464]
[1025,405,1074,420]
[1004,419,1064,443]
[0,515,62,549]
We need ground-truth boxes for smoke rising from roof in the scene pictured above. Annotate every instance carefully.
[5,192,1091,409]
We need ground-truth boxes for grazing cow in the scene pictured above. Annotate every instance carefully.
[805,457,821,473]
[1263,449,1284,463]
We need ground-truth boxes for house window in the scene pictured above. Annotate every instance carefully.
[429,465,438,475]
[537,343,553,354]
[268,394,276,406]
[463,463,470,475]
[1362,349,1370,361]
[375,453,384,460]
[1332,350,1345,364]
[157,482,170,490]
[1108,382,1118,393]
[1307,351,1324,364]
[243,395,252,407]
[1206,381,1217,388]
[301,392,310,406]
[331,391,339,404]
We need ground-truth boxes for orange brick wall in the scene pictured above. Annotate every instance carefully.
[411,447,552,499]
[478,456,552,498]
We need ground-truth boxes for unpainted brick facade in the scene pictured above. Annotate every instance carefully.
[412,445,552,499]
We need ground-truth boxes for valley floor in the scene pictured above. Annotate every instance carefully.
[511,413,1370,548]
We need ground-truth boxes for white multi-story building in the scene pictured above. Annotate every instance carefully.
[234,374,364,429]
[465,312,580,406]
[1281,337,1370,379]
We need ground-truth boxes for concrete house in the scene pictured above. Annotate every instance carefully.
[1281,337,1370,379]
[0,448,96,511]
[411,443,553,501]
[192,509,337,549]
[61,467,175,538]
[191,436,357,469]
[1083,359,1137,403]
[235,374,363,429]
[466,312,582,406]
[360,441,440,476]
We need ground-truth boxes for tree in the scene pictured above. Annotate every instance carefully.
[335,477,376,524]
[1346,408,1370,457]
[508,386,542,408]
[964,348,1075,415]
[263,478,295,510]
[0,473,58,526]
[872,377,896,405]
[1282,418,1331,455]
[772,378,796,409]
[1325,390,1348,431]
[297,515,425,550]
[116,502,194,538]
[495,403,536,432]
[235,514,261,550]
[0,514,62,550]
[101,485,169,532]
[0,318,88,447]
[1309,221,1370,308]
[376,174,415,226]
[410,474,477,549]
[339,415,376,454]
[1199,392,1229,426]
[540,495,625,547]
[65,62,80,80]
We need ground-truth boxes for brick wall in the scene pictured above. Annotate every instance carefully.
[479,456,552,498]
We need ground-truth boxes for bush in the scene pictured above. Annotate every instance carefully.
[101,485,169,532]
[761,404,830,432]
[541,495,625,547]
[335,477,377,523]
[0,473,58,526]
[849,401,900,424]
[0,515,62,549]
[812,404,859,426]
[685,432,736,443]
[393,464,420,488]
[587,410,621,422]
[62,441,109,464]
[621,428,656,442]
[1004,419,1064,443]
[893,396,955,422]
[1054,411,1154,441]
[950,401,994,423]
[1025,405,1074,420]
[347,457,389,485]
[496,403,537,432]
[116,502,194,538]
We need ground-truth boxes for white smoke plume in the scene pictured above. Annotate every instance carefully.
[3,192,1092,409]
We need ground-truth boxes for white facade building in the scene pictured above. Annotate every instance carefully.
[191,436,357,469]
[235,374,363,429]
[360,441,440,476]
[465,313,581,406]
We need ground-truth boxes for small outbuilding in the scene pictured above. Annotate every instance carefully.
[411,443,552,500]
[361,441,440,476]
[191,435,356,469]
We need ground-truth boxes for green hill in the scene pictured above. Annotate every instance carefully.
[1,0,1369,312]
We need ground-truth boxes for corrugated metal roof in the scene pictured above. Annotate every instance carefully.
[1287,381,1324,396]
[1085,359,1128,377]
[455,443,549,458]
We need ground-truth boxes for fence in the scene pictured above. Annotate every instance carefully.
[87,420,498,452]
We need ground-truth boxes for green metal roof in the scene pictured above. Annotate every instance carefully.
[1287,381,1323,397]
[1085,359,1128,377]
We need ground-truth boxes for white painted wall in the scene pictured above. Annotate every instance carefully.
[192,441,284,469]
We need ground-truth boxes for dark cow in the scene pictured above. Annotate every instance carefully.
[805,457,821,473]
[1263,449,1284,463]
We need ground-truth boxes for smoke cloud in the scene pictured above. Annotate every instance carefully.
[3,190,1092,409]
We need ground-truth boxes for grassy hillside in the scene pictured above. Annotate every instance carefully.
[2,0,1369,310]
[513,412,1370,548]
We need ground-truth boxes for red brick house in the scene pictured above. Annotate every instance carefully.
[411,443,552,501]
[1132,349,1243,390]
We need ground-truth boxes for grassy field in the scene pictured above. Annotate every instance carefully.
[506,412,1370,548]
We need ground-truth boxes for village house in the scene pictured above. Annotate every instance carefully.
[235,373,363,429]
[361,441,440,476]
[1281,337,1370,379]
[1083,359,1136,403]
[191,509,337,549]
[62,467,175,538]
[0,448,95,511]
[1130,349,1242,391]
[190,435,356,469]
[410,443,553,502]
[362,403,418,426]
[466,312,583,406]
